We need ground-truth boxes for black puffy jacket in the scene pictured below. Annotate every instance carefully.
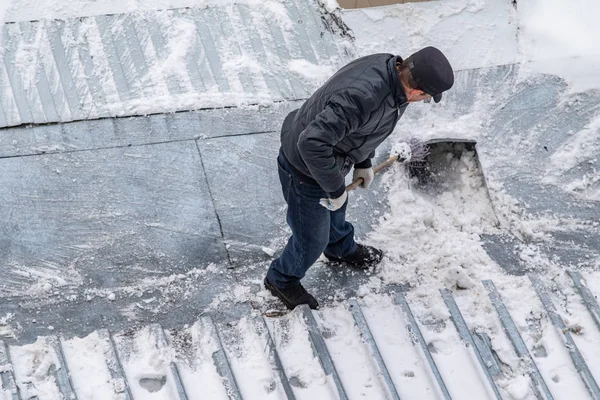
[280,53,409,198]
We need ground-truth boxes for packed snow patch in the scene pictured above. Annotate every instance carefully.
[0,314,17,339]
[61,332,116,399]
[544,114,600,200]
[288,59,335,84]
[518,0,600,62]
[341,0,518,71]
[10,338,62,400]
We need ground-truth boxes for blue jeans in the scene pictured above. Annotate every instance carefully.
[266,151,357,289]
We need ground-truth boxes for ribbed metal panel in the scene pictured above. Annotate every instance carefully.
[482,280,554,400]
[46,336,79,400]
[0,0,353,128]
[150,324,189,400]
[530,275,600,399]
[299,305,349,400]
[4,276,600,399]
[97,329,134,400]
[0,341,20,400]
[440,289,504,399]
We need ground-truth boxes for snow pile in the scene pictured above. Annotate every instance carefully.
[518,0,600,61]
[517,0,600,94]
[369,149,497,291]
[342,0,518,71]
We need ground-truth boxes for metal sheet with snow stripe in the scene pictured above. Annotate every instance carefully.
[46,336,78,400]
[530,275,600,400]
[0,341,20,400]
[348,298,401,400]
[482,280,554,400]
[0,0,353,128]
[440,289,504,399]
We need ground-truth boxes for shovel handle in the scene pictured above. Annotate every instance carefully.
[345,154,399,192]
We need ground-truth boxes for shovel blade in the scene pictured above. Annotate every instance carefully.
[406,137,500,225]
[408,138,481,193]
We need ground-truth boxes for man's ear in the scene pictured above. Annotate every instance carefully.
[407,88,420,100]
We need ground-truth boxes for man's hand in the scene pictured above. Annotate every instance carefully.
[320,191,348,211]
[352,167,374,189]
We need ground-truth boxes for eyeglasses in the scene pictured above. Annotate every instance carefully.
[417,88,432,103]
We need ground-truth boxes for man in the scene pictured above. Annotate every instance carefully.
[265,47,454,310]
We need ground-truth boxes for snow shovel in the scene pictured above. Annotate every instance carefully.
[345,138,430,191]
[406,138,499,225]
[346,138,497,223]
[346,138,486,193]
[406,138,485,192]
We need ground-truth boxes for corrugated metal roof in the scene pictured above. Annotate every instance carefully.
[3,273,600,399]
[0,0,354,128]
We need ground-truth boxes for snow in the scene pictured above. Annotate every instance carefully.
[9,338,62,400]
[544,114,600,201]
[0,314,17,339]
[517,0,600,62]
[516,0,600,94]
[61,332,116,400]
[168,321,230,400]
[370,148,499,292]
[492,277,592,398]
[288,59,336,84]
[264,312,335,398]
[225,317,283,399]
[351,296,440,398]
[114,326,176,399]
[313,305,391,399]
[342,0,519,71]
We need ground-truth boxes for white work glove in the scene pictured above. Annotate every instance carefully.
[352,167,374,189]
[319,190,348,211]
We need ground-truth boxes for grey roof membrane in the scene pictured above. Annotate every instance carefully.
[1,61,598,339]
[0,0,362,340]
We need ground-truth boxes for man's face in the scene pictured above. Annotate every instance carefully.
[406,89,432,103]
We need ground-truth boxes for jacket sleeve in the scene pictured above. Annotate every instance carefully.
[354,150,375,169]
[297,89,373,198]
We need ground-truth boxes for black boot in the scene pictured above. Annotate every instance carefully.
[264,278,319,310]
[326,244,384,269]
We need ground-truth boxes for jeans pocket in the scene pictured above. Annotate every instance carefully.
[277,158,293,202]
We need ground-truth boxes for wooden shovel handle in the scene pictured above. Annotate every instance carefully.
[345,154,399,192]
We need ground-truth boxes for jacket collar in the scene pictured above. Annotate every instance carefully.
[388,55,407,107]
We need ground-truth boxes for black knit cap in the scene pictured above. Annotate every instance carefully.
[406,46,454,103]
